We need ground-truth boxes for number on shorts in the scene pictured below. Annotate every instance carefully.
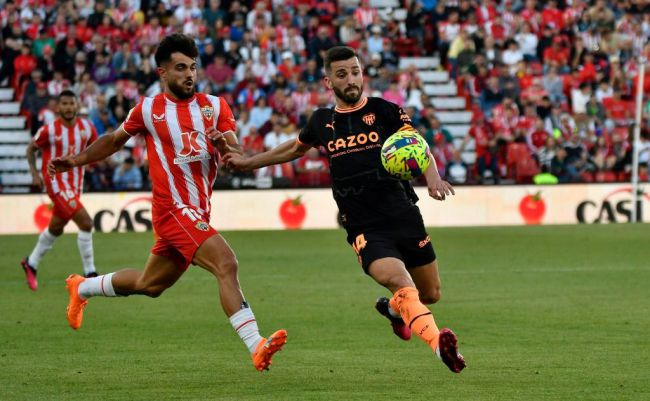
[181,207,202,222]
[59,190,75,201]
[352,234,367,255]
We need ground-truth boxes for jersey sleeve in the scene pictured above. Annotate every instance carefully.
[121,100,146,136]
[32,124,49,148]
[216,97,237,133]
[297,109,323,147]
[383,100,413,135]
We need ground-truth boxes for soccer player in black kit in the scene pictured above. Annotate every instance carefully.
[224,46,465,373]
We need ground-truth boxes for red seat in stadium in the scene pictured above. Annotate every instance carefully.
[595,171,617,182]
[580,171,594,182]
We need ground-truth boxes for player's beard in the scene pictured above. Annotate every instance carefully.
[168,79,195,100]
[60,111,76,123]
[333,85,362,106]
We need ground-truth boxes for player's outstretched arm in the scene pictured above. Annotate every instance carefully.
[223,139,311,171]
[424,152,455,201]
[48,127,131,175]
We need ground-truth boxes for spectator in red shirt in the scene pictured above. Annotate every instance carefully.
[241,126,265,156]
[462,113,500,183]
[295,148,330,187]
[206,54,235,92]
[543,37,571,74]
[13,44,37,88]
[603,90,633,127]
[528,118,550,153]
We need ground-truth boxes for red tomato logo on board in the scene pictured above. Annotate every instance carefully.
[519,192,546,225]
[34,203,53,230]
[279,196,306,229]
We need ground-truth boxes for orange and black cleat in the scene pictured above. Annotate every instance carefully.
[65,274,88,330]
[252,329,287,372]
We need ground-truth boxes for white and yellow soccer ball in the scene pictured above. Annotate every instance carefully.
[380,127,432,180]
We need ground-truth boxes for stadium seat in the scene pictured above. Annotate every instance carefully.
[594,171,617,182]
[580,172,594,182]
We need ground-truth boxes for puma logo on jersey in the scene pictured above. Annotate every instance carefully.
[153,113,165,122]
[325,123,335,131]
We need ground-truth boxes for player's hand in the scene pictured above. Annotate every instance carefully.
[205,126,227,144]
[30,173,43,192]
[222,152,252,171]
[48,155,76,175]
[427,177,455,201]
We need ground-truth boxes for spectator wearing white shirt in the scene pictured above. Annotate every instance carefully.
[515,23,538,61]
[502,40,523,74]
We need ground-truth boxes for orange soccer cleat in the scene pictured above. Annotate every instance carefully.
[65,274,88,330]
[252,329,287,372]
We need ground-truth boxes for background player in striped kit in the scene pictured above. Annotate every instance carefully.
[22,90,99,291]
[49,34,286,372]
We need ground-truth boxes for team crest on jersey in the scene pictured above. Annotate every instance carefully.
[201,106,214,120]
[195,221,209,231]
[69,200,77,208]
[362,113,376,126]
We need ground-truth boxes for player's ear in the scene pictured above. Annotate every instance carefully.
[323,76,332,90]
[157,66,166,80]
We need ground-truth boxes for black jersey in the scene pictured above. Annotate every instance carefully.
[298,97,420,230]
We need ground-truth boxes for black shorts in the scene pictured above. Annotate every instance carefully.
[345,210,436,274]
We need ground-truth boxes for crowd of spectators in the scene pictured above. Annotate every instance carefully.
[1,0,649,191]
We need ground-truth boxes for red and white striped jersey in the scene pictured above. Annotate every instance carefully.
[33,118,97,196]
[121,93,236,219]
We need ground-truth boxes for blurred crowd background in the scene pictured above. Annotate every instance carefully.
[1,0,650,192]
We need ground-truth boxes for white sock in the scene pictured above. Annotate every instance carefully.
[78,273,117,299]
[229,307,263,354]
[387,304,401,318]
[28,229,57,268]
[77,230,96,275]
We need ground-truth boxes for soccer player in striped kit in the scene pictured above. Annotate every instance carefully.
[22,90,99,291]
[49,34,286,372]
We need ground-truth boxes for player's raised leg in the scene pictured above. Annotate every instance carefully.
[193,234,287,372]
[71,207,98,277]
[66,253,184,329]
[410,259,465,373]
[21,214,67,291]
[369,257,465,373]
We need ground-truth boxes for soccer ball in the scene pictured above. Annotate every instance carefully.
[381,128,432,180]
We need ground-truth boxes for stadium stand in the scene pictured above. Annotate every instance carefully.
[0,0,649,193]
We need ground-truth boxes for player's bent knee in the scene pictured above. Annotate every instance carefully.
[419,287,441,304]
[214,257,239,278]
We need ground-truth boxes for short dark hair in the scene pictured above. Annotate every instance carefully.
[324,46,357,73]
[154,33,199,66]
[58,90,77,101]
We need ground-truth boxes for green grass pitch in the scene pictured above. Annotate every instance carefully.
[1,224,649,400]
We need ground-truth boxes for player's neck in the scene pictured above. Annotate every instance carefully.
[164,91,195,104]
[59,117,77,127]
[334,96,367,113]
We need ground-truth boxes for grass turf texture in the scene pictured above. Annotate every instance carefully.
[0,224,648,401]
